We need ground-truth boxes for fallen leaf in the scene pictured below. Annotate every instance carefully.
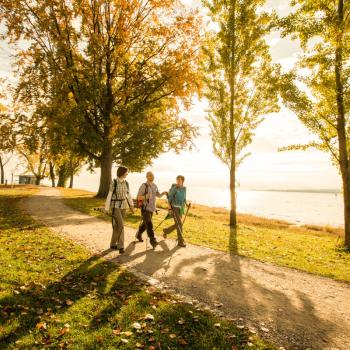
[112,328,121,335]
[260,327,269,332]
[96,336,104,343]
[214,323,221,327]
[133,322,142,330]
[177,319,185,325]
[65,300,74,306]
[121,338,129,344]
[36,322,47,330]
[123,331,133,337]
[59,327,70,336]
[169,334,176,339]
[179,338,188,345]
[144,314,155,321]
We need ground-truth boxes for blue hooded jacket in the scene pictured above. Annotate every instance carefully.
[168,184,186,213]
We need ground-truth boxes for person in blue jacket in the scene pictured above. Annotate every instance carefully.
[163,175,187,247]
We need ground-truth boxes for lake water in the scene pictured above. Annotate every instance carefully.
[191,187,344,227]
[72,172,344,227]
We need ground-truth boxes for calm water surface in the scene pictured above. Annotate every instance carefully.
[72,172,344,227]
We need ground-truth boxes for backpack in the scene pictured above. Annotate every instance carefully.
[135,183,149,209]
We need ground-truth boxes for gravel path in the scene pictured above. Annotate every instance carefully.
[22,187,350,350]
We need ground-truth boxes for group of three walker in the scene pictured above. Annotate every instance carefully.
[104,166,188,254]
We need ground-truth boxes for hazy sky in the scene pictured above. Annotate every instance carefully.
[0,0,341,191]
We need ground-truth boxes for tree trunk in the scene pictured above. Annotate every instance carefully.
[230,161,237,227]
[49,162,56,187]
[335,0,350,248]
[0,156,4,185]
[340,168,350,248]
[69,173,74,188]
[228,0,237,228]
[96,144,113,198]
[35,177,41,185]
[57,164,69,187]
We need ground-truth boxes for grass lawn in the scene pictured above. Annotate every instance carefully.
[60,188,350,283]
[0,187,274,350]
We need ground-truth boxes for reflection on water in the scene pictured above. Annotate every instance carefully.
[72,172,343,227]
[189,187,344,227]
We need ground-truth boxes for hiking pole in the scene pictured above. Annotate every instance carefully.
[153,212,170,232]
[182,202,191,226]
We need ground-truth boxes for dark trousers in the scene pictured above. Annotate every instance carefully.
[163,207,184,244]
[138,209,156,242]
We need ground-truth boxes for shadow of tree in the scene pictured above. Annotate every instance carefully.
[164,226,338,350]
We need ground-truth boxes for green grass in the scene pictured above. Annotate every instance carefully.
[0,188,273,350]
[60,188,350,283]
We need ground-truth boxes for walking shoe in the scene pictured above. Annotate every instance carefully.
[177,242,186,248]
[136,231,143,242]
[150,239,158,249]
[110,245,118,250]
[119,248,125,254]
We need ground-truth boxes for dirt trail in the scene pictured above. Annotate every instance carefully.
[22,187,350,350]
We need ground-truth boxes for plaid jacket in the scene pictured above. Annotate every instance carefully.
[105,178,132,210]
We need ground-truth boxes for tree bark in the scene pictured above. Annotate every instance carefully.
[0,156,4,185]
[335,0,350,248]
[69,173,74,188]
[229,0,237,228]
[49,162,56,187]
[230,157,237,227]
[96,143,113,198]
[57,164,69,187]
[35,177,41,185]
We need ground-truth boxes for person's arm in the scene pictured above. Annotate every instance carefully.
[168,185,176,204]
[104,182,114,212]
[137,183,147,201]
[156,185,167,198]
[127,189,134,213]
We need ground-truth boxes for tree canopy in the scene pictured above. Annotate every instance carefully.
[202,0,280,226]
[279,0,350,248]
[0,0,202,196]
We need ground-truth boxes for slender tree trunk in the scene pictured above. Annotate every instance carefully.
[230,156,237,227]
[96,143,113,198]
[49,162,56,187]
[335,0,350,248]
[35,177,41,185]
[228,0,237,228]
[69,173,74,188]
[0,156,4,185]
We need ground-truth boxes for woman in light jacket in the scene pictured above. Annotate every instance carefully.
[105,166,134,254]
